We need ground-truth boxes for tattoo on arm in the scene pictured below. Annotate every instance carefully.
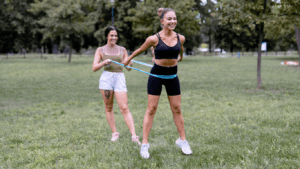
[104,90,111,99]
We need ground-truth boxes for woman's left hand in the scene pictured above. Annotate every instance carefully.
[177,56,183,62]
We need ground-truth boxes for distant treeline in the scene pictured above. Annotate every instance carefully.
[0,0,299,55]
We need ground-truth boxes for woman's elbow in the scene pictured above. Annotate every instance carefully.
[92,66,97,72]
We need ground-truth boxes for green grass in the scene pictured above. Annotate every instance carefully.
[1,54,300,168]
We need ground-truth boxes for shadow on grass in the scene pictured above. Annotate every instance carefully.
[266,57,299,61]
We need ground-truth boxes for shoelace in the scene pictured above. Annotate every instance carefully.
[181,140,190,149]
[141,144,149,151]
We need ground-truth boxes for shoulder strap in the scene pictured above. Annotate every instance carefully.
[120,46,123,56]
[176,33,180,41]
[99,47,104,61]
[99,47,104,58]
[102,46,106,55]
[156,33,161,40]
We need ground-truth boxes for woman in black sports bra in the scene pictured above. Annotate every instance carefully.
[122,8,192,159]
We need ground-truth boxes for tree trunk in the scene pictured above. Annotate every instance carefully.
[208,28,212,53]
[68,47,72,63]
[257,23,264,89]
[64,46,68,58]
[23,49,26,59]
[295,25,300,67]
[256,0,268,89]
[41,47,43,59]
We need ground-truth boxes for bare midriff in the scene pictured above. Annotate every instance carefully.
[154,59,178,67]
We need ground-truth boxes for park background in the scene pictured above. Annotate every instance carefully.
[1,0,300,168]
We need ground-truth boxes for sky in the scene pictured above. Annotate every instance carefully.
[201,0,218,5]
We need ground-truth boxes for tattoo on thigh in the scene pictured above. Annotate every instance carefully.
[104,90,111,99]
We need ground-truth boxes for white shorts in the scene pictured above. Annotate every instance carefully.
[99,71,127,92]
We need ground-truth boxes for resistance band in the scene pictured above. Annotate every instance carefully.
[109,60,177,79]
[132,60,153,67]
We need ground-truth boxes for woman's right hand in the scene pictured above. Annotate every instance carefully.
[104,59,111,66]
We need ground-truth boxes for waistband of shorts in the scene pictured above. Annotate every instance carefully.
[103,71,124,74]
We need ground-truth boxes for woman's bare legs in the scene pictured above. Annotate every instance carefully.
[168,95,186,141]
[100,89,116,133]
[168,95,192,155]
[114,91,138,137]
[142,94,160,144]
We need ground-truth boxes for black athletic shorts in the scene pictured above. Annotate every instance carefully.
[147,63,181,96]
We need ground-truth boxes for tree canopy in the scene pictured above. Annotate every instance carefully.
[1,0,299,63]
[125,0,201,51]
[218,0,277,88]
[29,0,95,62]
[1,0,37,55]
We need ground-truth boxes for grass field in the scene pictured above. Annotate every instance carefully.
[1,54,300,168]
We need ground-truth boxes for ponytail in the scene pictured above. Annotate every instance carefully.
[157,8,164,18]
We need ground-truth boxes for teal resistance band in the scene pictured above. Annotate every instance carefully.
[110,60,177,79]
[132,60,153,67]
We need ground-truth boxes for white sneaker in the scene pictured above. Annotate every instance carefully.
[176,138,192,155]
[111,132,119,142]
[140,144,150,159]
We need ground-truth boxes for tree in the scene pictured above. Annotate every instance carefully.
[0,1,16,54]
[276,0,300,67]
[30,0,94,63]
[125,0,201,51]
[214,24,258,54]
[118,0,147,52]
[85,0,115,47]
[277,33,295,55]
[218,0,277,89]
[88,0,141,51]
[0,0,37,57]
[295,27,300,64]
[195,0,218,53]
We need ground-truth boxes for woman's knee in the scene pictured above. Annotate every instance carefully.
[147,105,158,116]
[119,105,129,114]
[105,104,113,112]
[171,104,181,114]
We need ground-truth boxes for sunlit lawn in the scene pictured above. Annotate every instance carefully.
[1,54,300,168]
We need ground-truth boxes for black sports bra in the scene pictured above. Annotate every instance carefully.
[154,33,181,59]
